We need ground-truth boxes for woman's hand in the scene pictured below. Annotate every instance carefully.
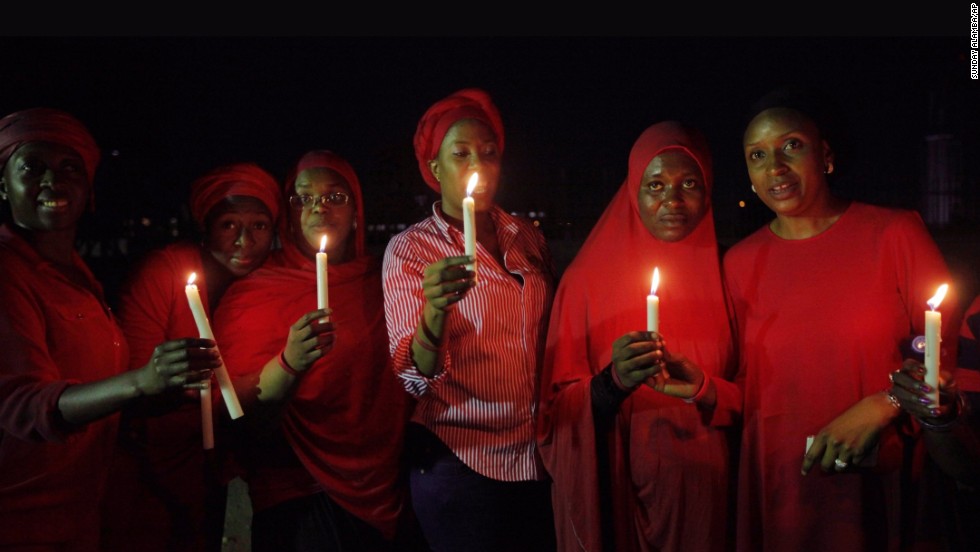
[889,358,959,422]
[611,331,664,389]
[281,308,335,373]
[422,255,475,312]
[800,391,898,475]
[655,351,707,400]
[135,337,221,396]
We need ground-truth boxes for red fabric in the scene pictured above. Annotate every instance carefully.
[537,122,739,552]
[723,201,960,551]
[214,157,410,539]
[100,241,225,552]
[412,88,505,193]
[0,224,128,549]
[0,107,100,181]
[188,162,282,228]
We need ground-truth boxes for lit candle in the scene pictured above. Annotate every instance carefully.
[316,235,328,310]
[645,267,667,389]
[185,273,244,422]
[463,172,478,273]
[924,283,948,405]
[647,267,660,333]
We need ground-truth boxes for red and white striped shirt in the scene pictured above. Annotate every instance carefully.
[382,202,556,482]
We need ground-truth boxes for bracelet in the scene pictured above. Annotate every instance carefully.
[278,350,302,377]
[419,316,442,347]
[414,332,441,353]
[682,375,710,404]
[609,364,634,392]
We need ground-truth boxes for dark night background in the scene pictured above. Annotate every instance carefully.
[2,35,978,311]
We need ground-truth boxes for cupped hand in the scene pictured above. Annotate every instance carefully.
[654,351,707,400]
[137,337,221,396]
[422,255,476,312]
[611,331,665,389]
[281,308,335,373]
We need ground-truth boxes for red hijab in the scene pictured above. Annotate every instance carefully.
[413,88,505,192]
[538,121,736,551]
[214,150,408,537]
[188,161,282,229]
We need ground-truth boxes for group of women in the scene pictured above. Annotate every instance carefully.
[0,84,976,552]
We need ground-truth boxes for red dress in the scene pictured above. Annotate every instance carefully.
[214,240,411,540]
[723,202,959,551]
[100,241,226,552]
[537,122,740,552]
[0,225,129,550]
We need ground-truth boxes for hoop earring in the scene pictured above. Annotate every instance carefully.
[751,185,757,194]
[824,162,834,175]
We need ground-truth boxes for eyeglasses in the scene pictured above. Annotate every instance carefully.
[288,192,351,209]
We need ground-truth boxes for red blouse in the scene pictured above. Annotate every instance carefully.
[0,224,128,549]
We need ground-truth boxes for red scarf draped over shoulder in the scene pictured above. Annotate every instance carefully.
[537,121,738,551]
[214,153,409,538]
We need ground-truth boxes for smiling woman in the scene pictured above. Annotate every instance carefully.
[0,107,221,551]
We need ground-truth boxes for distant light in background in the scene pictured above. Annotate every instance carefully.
[140,217,151,226]
[111,149,120,157]
[738,201,746,208]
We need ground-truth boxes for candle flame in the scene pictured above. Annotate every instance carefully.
[187,272,197,286]
[927,283,948,311]
[650,267,660,296]
[319,235,327,253]
[466,172,479,196]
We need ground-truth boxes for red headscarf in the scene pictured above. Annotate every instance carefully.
[537,121,737,551]
[281,150,366,259]
[413,88,505,192]
[188,162,282,229]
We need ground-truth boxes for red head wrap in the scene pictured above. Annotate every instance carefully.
[188,162,282,229]
[412,88,505,193]
[0,107,101,184]
[283,150,366,258]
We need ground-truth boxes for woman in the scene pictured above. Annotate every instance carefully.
[724,86,959,551]
[382,87,558,552]
[0,107,219,550]
[537,121,740,552]
[213,150,413,551]
[101,162,282,552]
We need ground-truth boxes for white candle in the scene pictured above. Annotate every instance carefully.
[316,235,328,310]
[645,267,667,389]
[647,267,660,332]
[924,283,948,405]
[185,273,244,421]
[463,172,478,274]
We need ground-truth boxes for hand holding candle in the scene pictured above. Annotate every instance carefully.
[316,235,329,311]
[645,267,667,389]
[463,172,478,274]
[185,273,244,423]
[924,283,948,405]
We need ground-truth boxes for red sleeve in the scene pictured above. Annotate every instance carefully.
[116,251,179,369]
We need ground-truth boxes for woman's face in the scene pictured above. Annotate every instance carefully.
[1,141,89,233]
[203,196,274,277]
[429,119,501,219]
[743,107,833,218]
[637,150,708,242]
[289,167,355,262]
